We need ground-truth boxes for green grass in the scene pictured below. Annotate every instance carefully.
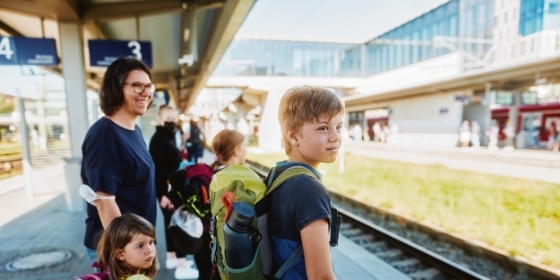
[246,151,560,269]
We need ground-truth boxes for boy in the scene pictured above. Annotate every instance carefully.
[269,85,343,279]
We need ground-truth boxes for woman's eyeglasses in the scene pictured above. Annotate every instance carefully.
[124,82,156,94]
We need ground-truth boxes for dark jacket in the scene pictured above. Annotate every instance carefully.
[149,126,182,200]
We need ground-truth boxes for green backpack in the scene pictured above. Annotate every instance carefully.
[209,164,317,280]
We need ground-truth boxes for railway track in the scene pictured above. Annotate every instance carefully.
[332,193,560,280]
[245,160,560,280]
[336,204,488,280]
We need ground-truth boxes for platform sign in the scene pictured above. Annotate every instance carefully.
[0,36,59,66]
[88,39,152,68]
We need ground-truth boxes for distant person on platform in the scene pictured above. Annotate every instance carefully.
[486,120,499,150]
[81,56,157,264]
[186,119,204,163]
[504,120,515,150]
[548,119,558,151]
[149,105,199,279]
[470,120,481,147]
[458,120,471,147]
[531,118,541,148]
[372,122,382,142]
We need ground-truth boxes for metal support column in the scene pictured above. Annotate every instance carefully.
[16,96,34,197]
[509,90,521,149]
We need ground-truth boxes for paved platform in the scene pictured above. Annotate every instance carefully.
[0,156,408,280]
[346,141,560,184]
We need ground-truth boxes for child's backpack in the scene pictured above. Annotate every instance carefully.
[167,162,214,253]
[167,162,214,218]
[72,262,110,280]
[209,164,332,280]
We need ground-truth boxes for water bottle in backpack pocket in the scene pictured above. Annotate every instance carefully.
[222,202,264,280]
[224,202,257,268]
[209,165,267,280]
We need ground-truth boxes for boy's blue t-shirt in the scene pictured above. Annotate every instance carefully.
[81,117,156,250]
[268,161,331,280]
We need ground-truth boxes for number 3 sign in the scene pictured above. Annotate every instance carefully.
[88,39,152,68]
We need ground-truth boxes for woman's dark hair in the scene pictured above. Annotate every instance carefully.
[99,56,152,116]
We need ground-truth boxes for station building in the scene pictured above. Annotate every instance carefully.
[191,0,560,150]
[2,0,560,151]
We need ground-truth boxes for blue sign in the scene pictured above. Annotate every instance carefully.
[0,36,59,66]
[455,95,471,102]
[88,39,152,68]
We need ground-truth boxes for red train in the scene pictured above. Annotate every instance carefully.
[491,102,560,144]
[363,103,560,147]
[366,116,389,142]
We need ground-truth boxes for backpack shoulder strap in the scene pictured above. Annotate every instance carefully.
[258,165,317,279]
[266,165,317,195]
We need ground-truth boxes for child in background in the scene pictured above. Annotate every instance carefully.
[97,213,158,280]
[208,128,247,279]
[269,85,343,279]
[210,129,247,171]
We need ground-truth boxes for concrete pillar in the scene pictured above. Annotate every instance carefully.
[508,90,521,149]
[35,89,48,150]
[16,96,34,197]
[230,101,252,144]
[58,21,89,212]
[482,83,493,146]
[221,110,237,129]
[258,86,290,151]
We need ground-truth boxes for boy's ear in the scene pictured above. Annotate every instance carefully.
[286,128,299,146]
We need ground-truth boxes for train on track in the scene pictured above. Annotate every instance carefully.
[365,102,560,148]
[490,102,560,146]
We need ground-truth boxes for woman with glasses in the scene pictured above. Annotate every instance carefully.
[80,56,158,266]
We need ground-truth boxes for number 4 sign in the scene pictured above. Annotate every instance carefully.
[0,37,15,62]
[0,36,58,66]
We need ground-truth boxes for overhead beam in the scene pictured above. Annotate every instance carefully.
[0,0,56,18]
[184,0,256,110]
[82,21,108,40]
[0,19,23,36]
[345,55,560,111]
[34,0,80,21]
[0,0,79,21]
[80,0,181,21]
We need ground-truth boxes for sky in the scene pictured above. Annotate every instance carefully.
[236,0,449,43]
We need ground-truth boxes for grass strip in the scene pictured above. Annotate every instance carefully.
[247,151,560,268]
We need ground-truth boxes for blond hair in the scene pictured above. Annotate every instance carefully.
[278,86,344,154]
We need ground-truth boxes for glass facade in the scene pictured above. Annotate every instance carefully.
[212,39,357,77]
[519,0,545,35]
[364,0,461,75]
[363,0,495,74]
[519,0,560,35]
[213,0,560,78]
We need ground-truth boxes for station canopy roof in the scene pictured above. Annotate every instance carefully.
[0,0,256,112]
